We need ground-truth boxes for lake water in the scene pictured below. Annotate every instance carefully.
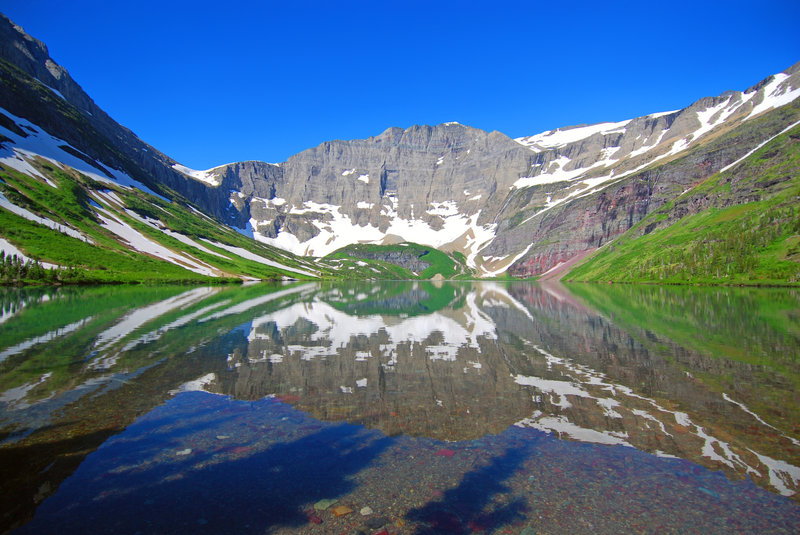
[1,281,799,534]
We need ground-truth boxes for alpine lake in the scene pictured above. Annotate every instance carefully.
[1,281,799,534]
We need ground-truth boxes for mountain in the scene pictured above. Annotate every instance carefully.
[177,66,800,279]
[0,14,413,283]
[504,76,800,280]
[1,12,799,282]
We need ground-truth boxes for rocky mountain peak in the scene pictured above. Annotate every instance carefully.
[0,14,94,116]
[365,122,490,153]
[0,14,50,74]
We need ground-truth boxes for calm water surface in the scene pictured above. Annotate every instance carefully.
[1,281,799,534]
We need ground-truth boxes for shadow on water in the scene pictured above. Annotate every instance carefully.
[0,427,121,535]
[406,444,534,534]
[13,418,394,534]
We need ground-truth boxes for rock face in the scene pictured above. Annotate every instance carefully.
[349,249,432,273]
[237,124,534,263]
[2,12,799,276]
[495,100,800,278]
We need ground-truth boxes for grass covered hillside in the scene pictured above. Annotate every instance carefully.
[566,118,800,286]
[0,152,387,284]
[327,242,471,280]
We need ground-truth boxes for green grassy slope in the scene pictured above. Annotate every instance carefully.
[327,242,471,279]
[0,158,342,283]
[566,122,800,286]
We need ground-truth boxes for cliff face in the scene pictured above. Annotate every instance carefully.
[239,123,534,262]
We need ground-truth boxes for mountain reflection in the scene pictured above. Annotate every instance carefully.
[220,283,534,440]
[1,281,800,532]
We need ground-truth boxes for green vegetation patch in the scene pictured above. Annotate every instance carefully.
[566,123,800,286]
[327,242,462,279]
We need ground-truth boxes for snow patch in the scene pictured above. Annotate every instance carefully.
[719,118,800,174]
[172,164,222,187]
[96,209,219,276]
[0,238,59,270]
[201,239,318,278]
[427,201,459,217]
[515,119,631,150]
[169,373,217,395]
[749,449,800,496]
[37,80,66,101]
[0,108,167,199]
[749,73,800,119]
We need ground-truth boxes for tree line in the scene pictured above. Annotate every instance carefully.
[0,251,86,284]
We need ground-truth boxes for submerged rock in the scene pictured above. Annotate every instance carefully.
[313,498,337,510]
[333,505,353,517]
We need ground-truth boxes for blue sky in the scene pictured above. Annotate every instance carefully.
[3,1,799,169]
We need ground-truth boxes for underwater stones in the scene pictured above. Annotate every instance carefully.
[313,498,337,510]
[333,505,353,517]
[364,516,390,529]
[305,510,323,524]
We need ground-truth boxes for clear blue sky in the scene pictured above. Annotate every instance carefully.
[2,0,799,169]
